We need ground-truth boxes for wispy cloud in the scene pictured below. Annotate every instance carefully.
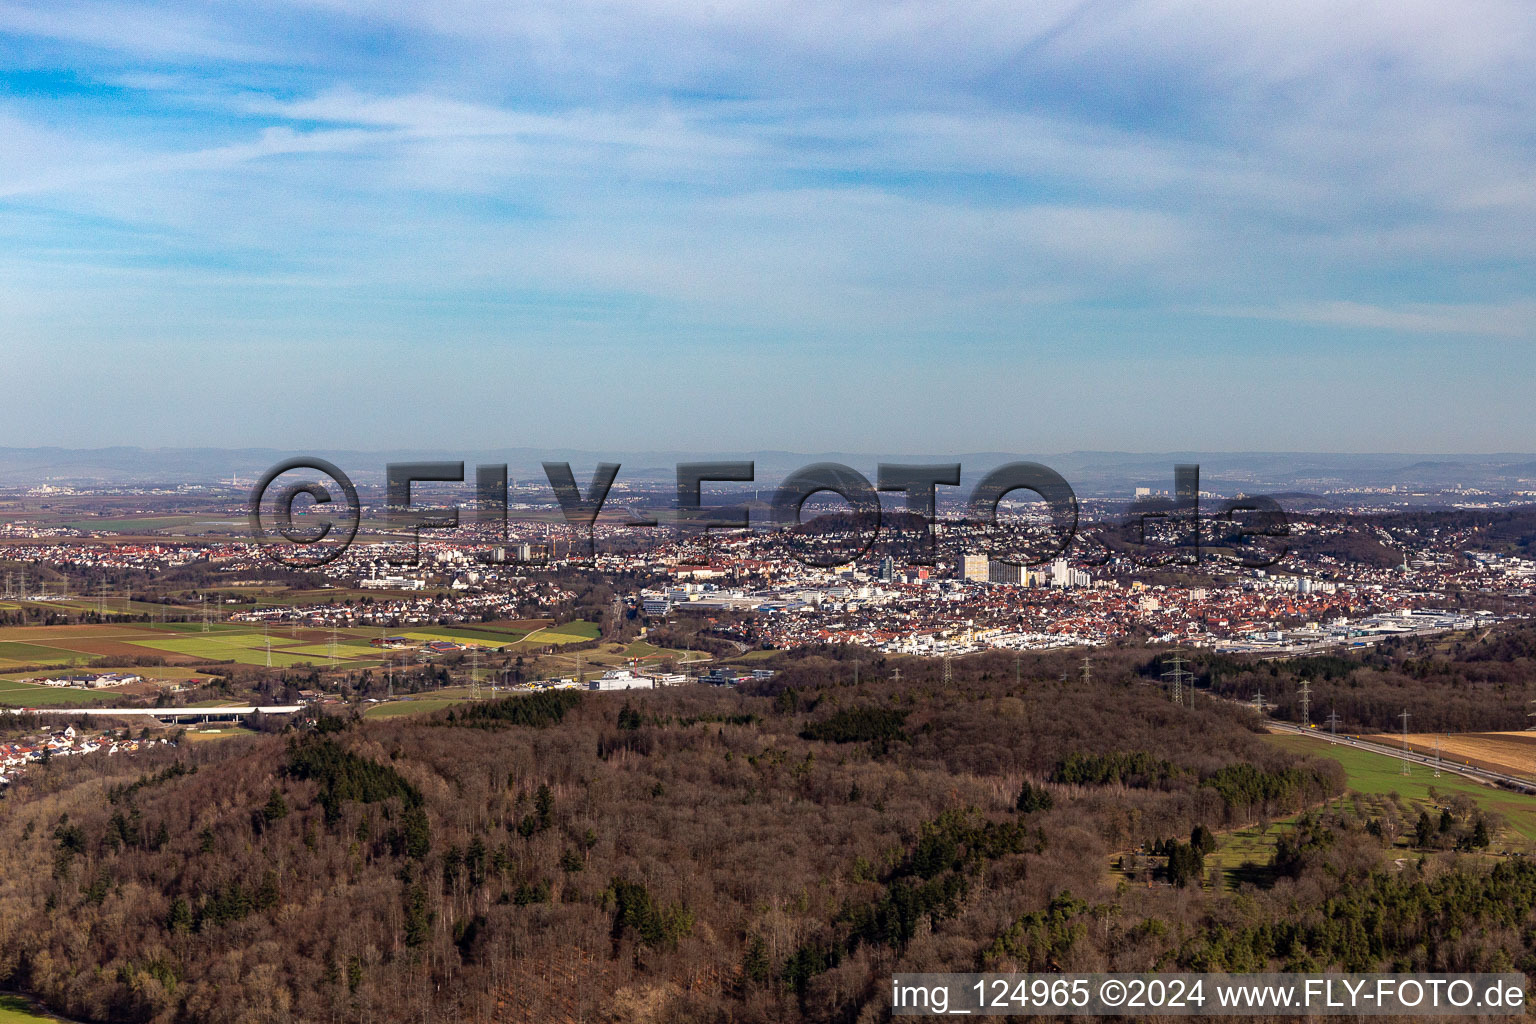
[1199,300,1536,339]
[0,1,1534,450]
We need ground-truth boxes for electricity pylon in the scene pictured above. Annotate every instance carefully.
[1161,654,1190,707]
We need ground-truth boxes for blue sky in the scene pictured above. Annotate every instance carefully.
[0,0,1533,453]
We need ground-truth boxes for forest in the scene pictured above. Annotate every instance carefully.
[0,641,1532,1023]
[1189,619,1536,733]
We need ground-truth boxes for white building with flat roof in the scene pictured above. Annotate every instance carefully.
[589,670,653,691]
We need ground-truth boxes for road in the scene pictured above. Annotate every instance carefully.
[25,704,302,721]
[1267,719,1536,795]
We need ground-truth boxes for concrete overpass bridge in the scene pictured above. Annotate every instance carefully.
[25,705,303,723]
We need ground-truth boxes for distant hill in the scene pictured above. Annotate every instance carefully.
[3,446,1536,496]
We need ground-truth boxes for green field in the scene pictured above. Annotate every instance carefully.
[62,516,204,532]
[394,630,499,647]
[0,642,96,669]
[0,994,67,1022]
[394,623,597,651]
[182,726,259,742]
[284,642,383,657]
[120,625,391,668]
[1122,733,1536,892]
[541,621,600,640]
[1266,732,1536,843]
[0,679,120,707]
[0,620,596,674]
[121,637,328,668]
[620,640,669,659]
[1201,818,1299,889]
[363,697,465,718]
[0,598,180,617]
[434,626,532,643]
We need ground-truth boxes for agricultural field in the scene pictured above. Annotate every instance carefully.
[404,625,531,645]
[0,624,207,670]
[0,597,175,617]
[1387,731,1536,782]
[0,619,601,676]
[618,639,700,662]
[363,697,465,718]
[0,678,121,708]
[535,638,705,672]
[118,640,304,667]
[181,726,260,743]
[0,642,96,669]
[187,586,449,607]
[61,515,208,532]
[362,683,528,718]
[391,621,602,654]
[391,630,509,648]
[528,620,600,641]
[0,622,379,671]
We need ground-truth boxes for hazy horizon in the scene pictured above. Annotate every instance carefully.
[6,445,1536,495]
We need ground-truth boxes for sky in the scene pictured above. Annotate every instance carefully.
[0,0,1534,454]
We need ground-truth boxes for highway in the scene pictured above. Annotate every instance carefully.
[23,705,303,721]
[1267,719,1536,795]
